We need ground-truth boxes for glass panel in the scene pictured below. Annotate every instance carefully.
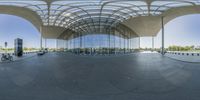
[0,0,199,34]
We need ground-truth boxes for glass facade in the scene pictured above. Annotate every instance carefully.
[56,22,140,55]
[57,33,139,55]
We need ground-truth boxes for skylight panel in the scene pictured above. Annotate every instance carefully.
[152,1,193,7]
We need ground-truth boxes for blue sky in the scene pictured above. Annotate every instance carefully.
[141,14,200,48]
[0,14,200,48]
[0,14,40,48]
[0,14,56,48]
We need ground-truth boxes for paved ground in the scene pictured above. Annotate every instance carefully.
[0,52,200,100]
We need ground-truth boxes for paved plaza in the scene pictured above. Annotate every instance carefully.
[0,53,200,100]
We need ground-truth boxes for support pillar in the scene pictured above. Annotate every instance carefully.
[67,40,69,51]
[130,32,132,53]
[161,16,165,55]
[152,36,154,51]
[40,26,43,50]
[120,34,121,53]
[45,38,47,48]
[109,30,111,55]
[56,39,58,51]
[128,32,130,53]
[66,40,68,52]
[73,34,75,53]
[114,31,116,55]
[83,34,85,54]
[123,30,126,54]
[80,33,82,54]
[139,37,140,49]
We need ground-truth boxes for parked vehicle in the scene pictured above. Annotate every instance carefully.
[37,50,45,56]
[44,48,48,53]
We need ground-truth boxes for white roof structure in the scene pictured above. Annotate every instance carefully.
[0,0,199,38]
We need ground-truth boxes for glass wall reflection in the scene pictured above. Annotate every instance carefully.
[57,34,139,55]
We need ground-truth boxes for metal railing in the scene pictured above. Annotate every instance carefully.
[166,51,200,56]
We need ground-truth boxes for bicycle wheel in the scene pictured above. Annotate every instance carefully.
[9,57,13,61]
[1,57,5,61]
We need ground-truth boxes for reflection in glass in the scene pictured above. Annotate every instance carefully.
[57,34,139,55]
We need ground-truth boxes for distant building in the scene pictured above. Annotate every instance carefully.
[14,38,23,56]
[194,46,200,50]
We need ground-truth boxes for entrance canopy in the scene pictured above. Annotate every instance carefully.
[0,0,199,38]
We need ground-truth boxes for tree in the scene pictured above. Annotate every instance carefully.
[168,45,195,51]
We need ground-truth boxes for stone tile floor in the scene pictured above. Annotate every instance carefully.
[0,52,200,100]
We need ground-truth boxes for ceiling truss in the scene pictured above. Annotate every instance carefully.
[0,0,199,34]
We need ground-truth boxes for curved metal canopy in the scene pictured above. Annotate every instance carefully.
[0,0,199,34]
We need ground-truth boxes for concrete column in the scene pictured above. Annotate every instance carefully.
[56,39,58,50]
[83,34,85,54]
[70,36,72,52]
[66,40,68,51]
[73,34,75,53]
[109,30,111,54]
[67,40,68,51]
[80,33,82,48]
[40,26,43,50]
[120,34,121,53]
[79,33,82,54]
[67,40,69,51]
[45,38,47,48]
[114,31,116,54]
[161,16,165,55]
[123,30,125,54]
[128,32,130,53]
[130,32,132,53]
[139,37,140,49]
[152,36,154,51]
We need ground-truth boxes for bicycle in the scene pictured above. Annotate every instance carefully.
[1,53,13,61]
